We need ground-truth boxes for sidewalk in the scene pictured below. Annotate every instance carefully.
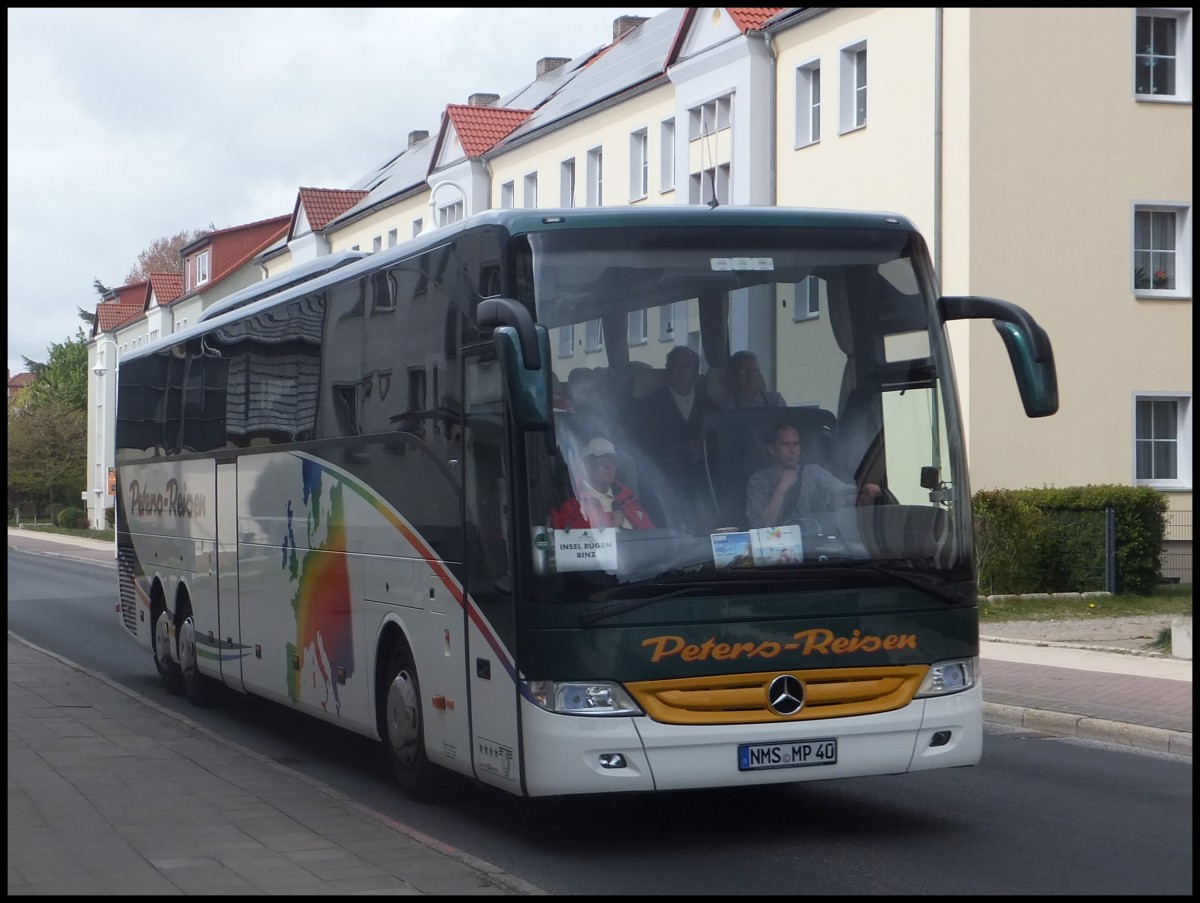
[7,527,1192,894]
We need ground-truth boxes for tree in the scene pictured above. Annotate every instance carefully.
[17,327,90,412]
[124,226,210,282]
[7,398,87,518]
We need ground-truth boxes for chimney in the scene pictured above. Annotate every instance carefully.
[613,15,648,42]
[536,56,570,79]
[408,129,429,147]
[468,93,500,107]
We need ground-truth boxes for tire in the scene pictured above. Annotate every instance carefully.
[381,642,441,800]
[152,603,185,695]
[176,595,216,707]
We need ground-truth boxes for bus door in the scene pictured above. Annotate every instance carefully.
[215,459,244,692]
[461,348,523,793]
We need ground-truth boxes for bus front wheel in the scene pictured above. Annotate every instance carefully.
[382,643,440,800]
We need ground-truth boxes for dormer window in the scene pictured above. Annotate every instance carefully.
[195,249,211,287]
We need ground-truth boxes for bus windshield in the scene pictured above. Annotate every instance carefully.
[521,223,967,601]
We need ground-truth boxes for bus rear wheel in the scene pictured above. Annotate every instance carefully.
[177,595,216,707]
[382,643,440,800]
[152,604,184,696]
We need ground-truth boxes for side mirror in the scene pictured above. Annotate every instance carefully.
[493,326,552,431]
[938,295,1059,418]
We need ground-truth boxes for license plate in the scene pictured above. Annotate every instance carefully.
[738,738,837,771]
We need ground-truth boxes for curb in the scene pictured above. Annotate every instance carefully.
[983,702,1192,758]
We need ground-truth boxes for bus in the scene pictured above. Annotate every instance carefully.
[114,205,1057,799]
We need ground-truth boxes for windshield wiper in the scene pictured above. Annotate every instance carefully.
[851,562,965,604]
[579,586,695,627]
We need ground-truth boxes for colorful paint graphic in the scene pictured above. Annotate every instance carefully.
[282,457,354,713]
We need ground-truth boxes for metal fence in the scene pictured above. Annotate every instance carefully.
[1161,508,1193,585]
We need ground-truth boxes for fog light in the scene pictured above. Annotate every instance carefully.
[598,753,627,769]
[930,730,951,748]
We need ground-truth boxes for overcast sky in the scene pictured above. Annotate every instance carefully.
[6,7,667,377]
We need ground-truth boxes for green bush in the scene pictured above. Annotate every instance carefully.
[104,506,115,528]
[972,485,1168,595]
[56,507,84,529]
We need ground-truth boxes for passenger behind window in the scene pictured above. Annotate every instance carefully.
[720,350,787,410]
[549,437,656,531]
[745,422,881,528]
[636,346,719,531]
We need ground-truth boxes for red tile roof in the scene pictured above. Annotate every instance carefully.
[726,8,785,32]
[295,188,369,232]
[147,272,183,309]
[202,216,290,290]
[94,280,149,335]
[8,372,34,390]
[443,104,533,159]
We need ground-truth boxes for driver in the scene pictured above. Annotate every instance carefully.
[745,422,881,528]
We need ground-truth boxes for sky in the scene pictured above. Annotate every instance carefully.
[6,7,667,378]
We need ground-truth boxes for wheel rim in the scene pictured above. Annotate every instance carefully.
[386,668,420,767]
[154,610,173,667]
[179,616,198,680]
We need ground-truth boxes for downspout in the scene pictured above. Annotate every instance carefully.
[933,8,944,290]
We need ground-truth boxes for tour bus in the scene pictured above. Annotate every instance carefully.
[114,205,1057,799]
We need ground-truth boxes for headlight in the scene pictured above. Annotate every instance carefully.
[526,680,642,716]
[914,657,977,697]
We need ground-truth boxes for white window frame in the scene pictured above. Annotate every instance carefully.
[1132,202,1191,298]
[587,147,604,207]
[1134,9,1192,103]
[387,228,398,248]
[791,277,822,321]
[1133,392,1192,489]
[628,309,648,346]
[412,218,423,237]
[560,158,576,207]
[501,181,515,209]
[523,171,538,209]
[839,41,868,133]
[195,249,211,287]
[584,319,604,352]
[690,163,730,206]
[437,200,464,226]
[629,128,649,201]
[795,59,821,147]
[372,235,382,254]
[660,118,675,192]
[557,324,575,358]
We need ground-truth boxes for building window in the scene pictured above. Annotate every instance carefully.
[791,276,822,321]
[690,163,730,206]
[658,303,675,341]
[689,96,731,139]
[372,235,382,254]
[1135,10,1192,101]
[388,229,398,248]
[840,42,867,132]
[628,309,647,346]
[523,172,538,208]
[412,218,423,237]
[1134,394,1191,488]
[195,249,211,286]
[501,181,515,209]
[630,128,649,200]
[437,200,464,226]
[560,158,576,207]
[587,148,604,206]
[796,61,821,147]
[557,324,575,358]
[660,118,675,192]
[584,319,604,352]
[1133,204,1191,296]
